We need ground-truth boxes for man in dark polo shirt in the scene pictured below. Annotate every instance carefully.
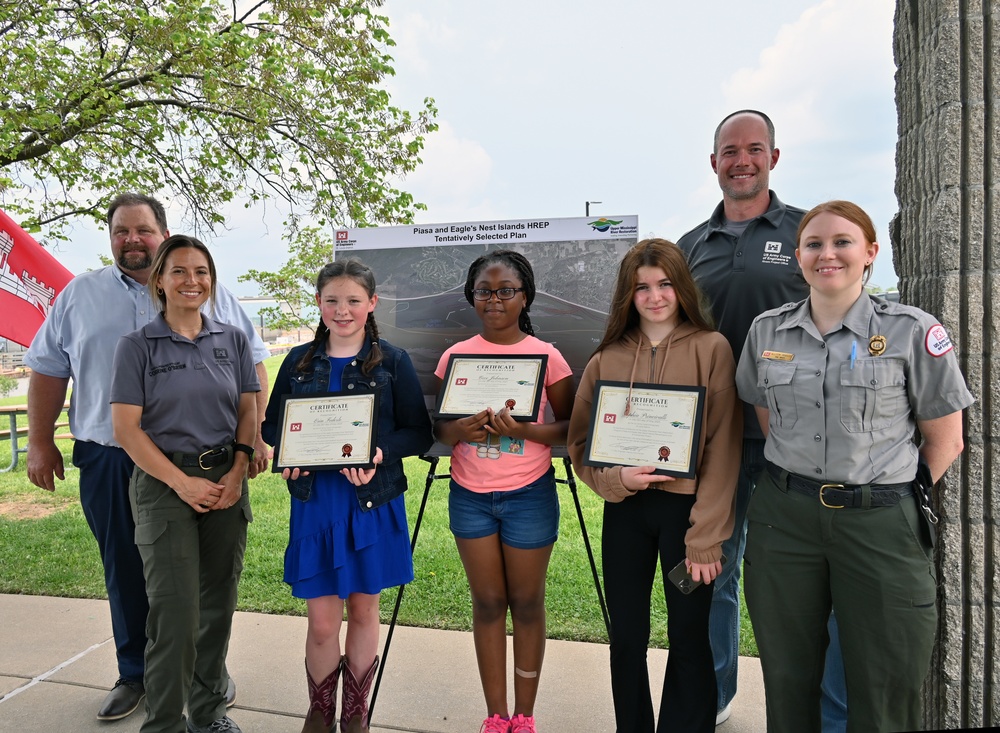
[677,110,844,730]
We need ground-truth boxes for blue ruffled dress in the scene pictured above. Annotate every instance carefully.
[284,356,414,599]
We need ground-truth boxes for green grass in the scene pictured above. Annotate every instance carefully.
[0,361,758,655]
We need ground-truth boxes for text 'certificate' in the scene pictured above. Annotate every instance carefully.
[436,354,547,422]
[273,391,378,472]
[583,380,705,479]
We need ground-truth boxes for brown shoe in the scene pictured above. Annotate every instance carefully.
[96,677,145,721]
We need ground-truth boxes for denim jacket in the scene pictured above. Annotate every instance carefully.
[262,338,433,509]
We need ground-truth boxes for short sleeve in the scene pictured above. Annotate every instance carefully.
[904,315,975,420]
[212,284,270,364]
[235,329,261,393]
[24,283,73,378]
[109,333,148,406]
[543,343,573,386]
[735,321,766,406]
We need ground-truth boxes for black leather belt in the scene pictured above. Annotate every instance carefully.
[168,444,233,470]
[765,461,913,509]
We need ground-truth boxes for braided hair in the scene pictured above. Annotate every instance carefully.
[296,259,384,376]
[464,249,537,336]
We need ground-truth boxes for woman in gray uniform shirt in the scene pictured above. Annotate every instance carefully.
[111,235,259,733]
[735,201,973,733]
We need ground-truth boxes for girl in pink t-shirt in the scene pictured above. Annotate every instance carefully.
[433,251,574,733]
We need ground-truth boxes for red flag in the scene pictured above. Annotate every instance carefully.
[0,209,74,347]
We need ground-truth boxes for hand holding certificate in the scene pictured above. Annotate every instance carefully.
[436,354,548,422]
[582,380,705,479]
[272,391,379,472]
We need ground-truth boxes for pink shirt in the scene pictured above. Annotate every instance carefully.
[435,334,572,492]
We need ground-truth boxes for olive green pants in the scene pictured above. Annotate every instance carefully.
[744,469,936,733]
[130,463,251,733]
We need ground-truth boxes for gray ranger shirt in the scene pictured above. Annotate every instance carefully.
[735,293,974,485]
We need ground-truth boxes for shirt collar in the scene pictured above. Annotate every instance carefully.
[777,291,873,339]
[841,291,876,338]
[144,312,224,339]
[109,264,147,292]
[706,190,788,234]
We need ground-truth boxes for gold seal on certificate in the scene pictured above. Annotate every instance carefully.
[272,391,379,472]
[583,380,705,479]
[436,354,548,422]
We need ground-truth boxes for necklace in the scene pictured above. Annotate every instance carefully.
[166,318,202,340]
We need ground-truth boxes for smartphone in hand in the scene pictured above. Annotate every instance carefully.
[667,555,727,594]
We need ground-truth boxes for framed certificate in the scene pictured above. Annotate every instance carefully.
[583,380,705,479]
[272,391,379,472]
[435,354,548,422]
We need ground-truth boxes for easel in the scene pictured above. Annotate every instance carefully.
[368,446,611,721]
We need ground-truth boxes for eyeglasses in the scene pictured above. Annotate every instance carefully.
[471,287,524,301]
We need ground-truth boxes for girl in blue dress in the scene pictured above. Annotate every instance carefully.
[262,260,433,733]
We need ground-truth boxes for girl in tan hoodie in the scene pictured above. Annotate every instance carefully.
[568,239,741,733]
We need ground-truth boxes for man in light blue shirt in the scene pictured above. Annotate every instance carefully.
[25,193,270,722]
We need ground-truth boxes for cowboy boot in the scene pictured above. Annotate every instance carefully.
[339,655,379,733]
[302,657,343,733]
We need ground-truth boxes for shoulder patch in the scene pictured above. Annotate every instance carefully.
[925,324,953,357]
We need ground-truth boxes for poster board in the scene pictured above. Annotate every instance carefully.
[334,215,639,403]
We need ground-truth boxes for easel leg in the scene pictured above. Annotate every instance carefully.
[562,456,612,641]
[368,454,444,722]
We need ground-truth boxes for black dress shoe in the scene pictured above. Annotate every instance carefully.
[224,677,236,708]
[97,677,145,721]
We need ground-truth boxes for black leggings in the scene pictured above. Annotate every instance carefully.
[602,489,716,733]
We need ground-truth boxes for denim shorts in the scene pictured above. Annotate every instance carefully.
[448,467,559,549]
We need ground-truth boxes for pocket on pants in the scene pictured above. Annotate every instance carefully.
[133,520,176,597]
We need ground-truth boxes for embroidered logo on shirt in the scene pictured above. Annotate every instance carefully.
[761,241,793,266]
[925,324,954,357]
[761,350,794,361]
[148,361,186,377]
[213,348,228,359]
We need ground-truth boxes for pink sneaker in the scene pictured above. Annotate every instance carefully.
[509,714,537,733]
[480,714,510,733]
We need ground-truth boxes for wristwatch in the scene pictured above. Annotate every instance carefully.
[233,443,255,459]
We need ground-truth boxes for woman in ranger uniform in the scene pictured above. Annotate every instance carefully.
[735,200,974,733]
[111,235,258,733]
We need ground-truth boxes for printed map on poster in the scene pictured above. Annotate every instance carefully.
[334,215,639,401]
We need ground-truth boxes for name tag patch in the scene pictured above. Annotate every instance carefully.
[925,324,953,357]
[761,350,794,361]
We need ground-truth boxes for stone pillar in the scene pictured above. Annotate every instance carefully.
[892,0,997,728]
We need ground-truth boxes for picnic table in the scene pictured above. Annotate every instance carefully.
[0,403,72,473]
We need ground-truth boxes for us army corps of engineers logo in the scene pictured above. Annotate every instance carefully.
[762,241,793,266]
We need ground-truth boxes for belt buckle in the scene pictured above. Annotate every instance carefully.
[198,447,224,470]
[819,483,845,509]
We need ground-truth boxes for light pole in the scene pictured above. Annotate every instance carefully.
[585,200,602,217]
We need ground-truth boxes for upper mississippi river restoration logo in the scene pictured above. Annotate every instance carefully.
[587,218,623,232]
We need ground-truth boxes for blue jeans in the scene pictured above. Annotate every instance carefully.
[821,614,848,733]
[710,439,763,711]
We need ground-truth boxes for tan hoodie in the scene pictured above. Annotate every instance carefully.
[567,323,742,564]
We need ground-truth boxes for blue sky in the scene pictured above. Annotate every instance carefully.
[51,0,900,293]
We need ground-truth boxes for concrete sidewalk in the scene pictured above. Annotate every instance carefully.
[0,594,766,732]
